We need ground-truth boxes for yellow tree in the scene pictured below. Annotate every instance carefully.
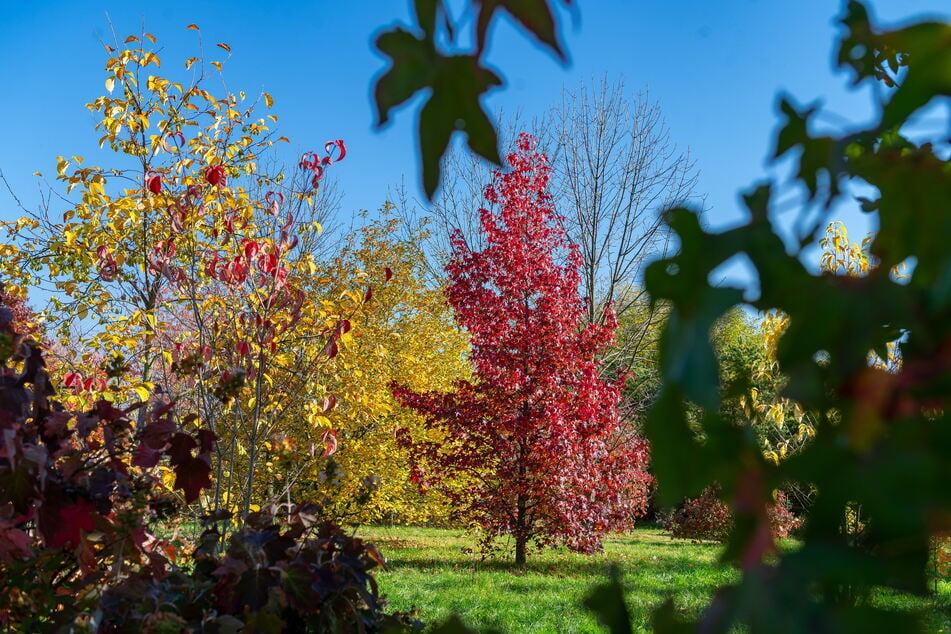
[0,28,352,518]
[293,208,472,524]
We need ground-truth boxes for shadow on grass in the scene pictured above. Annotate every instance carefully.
[384,552,734,600]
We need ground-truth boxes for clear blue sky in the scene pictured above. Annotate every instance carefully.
[1,1,948,281]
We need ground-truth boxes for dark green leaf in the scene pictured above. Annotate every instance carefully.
[241,611,284,634]
[475,0,567,61]
[374,29,436,127]
[419,55,502,198]
[644,389,711,503]
[879,22,951,128]
[773,97,838,201]
[415,0,441,41]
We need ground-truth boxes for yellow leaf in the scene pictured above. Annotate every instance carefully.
[105,77,116,93]
[217,42,231,53]
[263,93,274,108]
[124,35,139,43]
[159,468,175,488]
[133,385,150,402]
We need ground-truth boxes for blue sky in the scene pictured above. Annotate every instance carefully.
[1,1,949,285]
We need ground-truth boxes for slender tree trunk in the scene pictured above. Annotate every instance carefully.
[515,442,528,566]
[515,491,527,566]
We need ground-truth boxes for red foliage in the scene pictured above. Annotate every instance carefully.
[205,164,225,187]
[766,491,802,539]
[664,485,802,543]
[0,286,39,339]
[298,139,345,190]
[393,134,651,563]
[663,487,733,543]
[49,499,98,549]
[97,507,419,632]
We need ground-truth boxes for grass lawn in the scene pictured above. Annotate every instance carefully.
[359,525,951,633]
[361,526,729,632]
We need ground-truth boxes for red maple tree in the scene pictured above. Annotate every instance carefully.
[394,134,651,564]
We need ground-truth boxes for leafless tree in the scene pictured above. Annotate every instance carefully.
[552,77,700,327]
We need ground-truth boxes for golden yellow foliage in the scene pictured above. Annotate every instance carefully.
[294,208,471,524]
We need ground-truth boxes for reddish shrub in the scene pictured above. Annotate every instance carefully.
[663,487,733,542]
[767,491,803,539]
[664,485,801,543]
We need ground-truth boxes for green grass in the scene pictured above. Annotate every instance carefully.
[361,526,731,633]
[359,526,951,633]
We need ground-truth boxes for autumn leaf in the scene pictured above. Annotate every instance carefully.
[173,455,212,503]
[49,499,97,549]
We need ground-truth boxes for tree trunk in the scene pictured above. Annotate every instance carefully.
[515,533,527,566]
[515,488,527,566]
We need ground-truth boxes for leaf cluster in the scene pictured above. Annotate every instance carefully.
[298,210,471,526]
[662,485,802,544]
[374,0,570,198]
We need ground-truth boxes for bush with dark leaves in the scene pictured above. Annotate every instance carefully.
[99,505,420,633]
[664,485,801,543]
